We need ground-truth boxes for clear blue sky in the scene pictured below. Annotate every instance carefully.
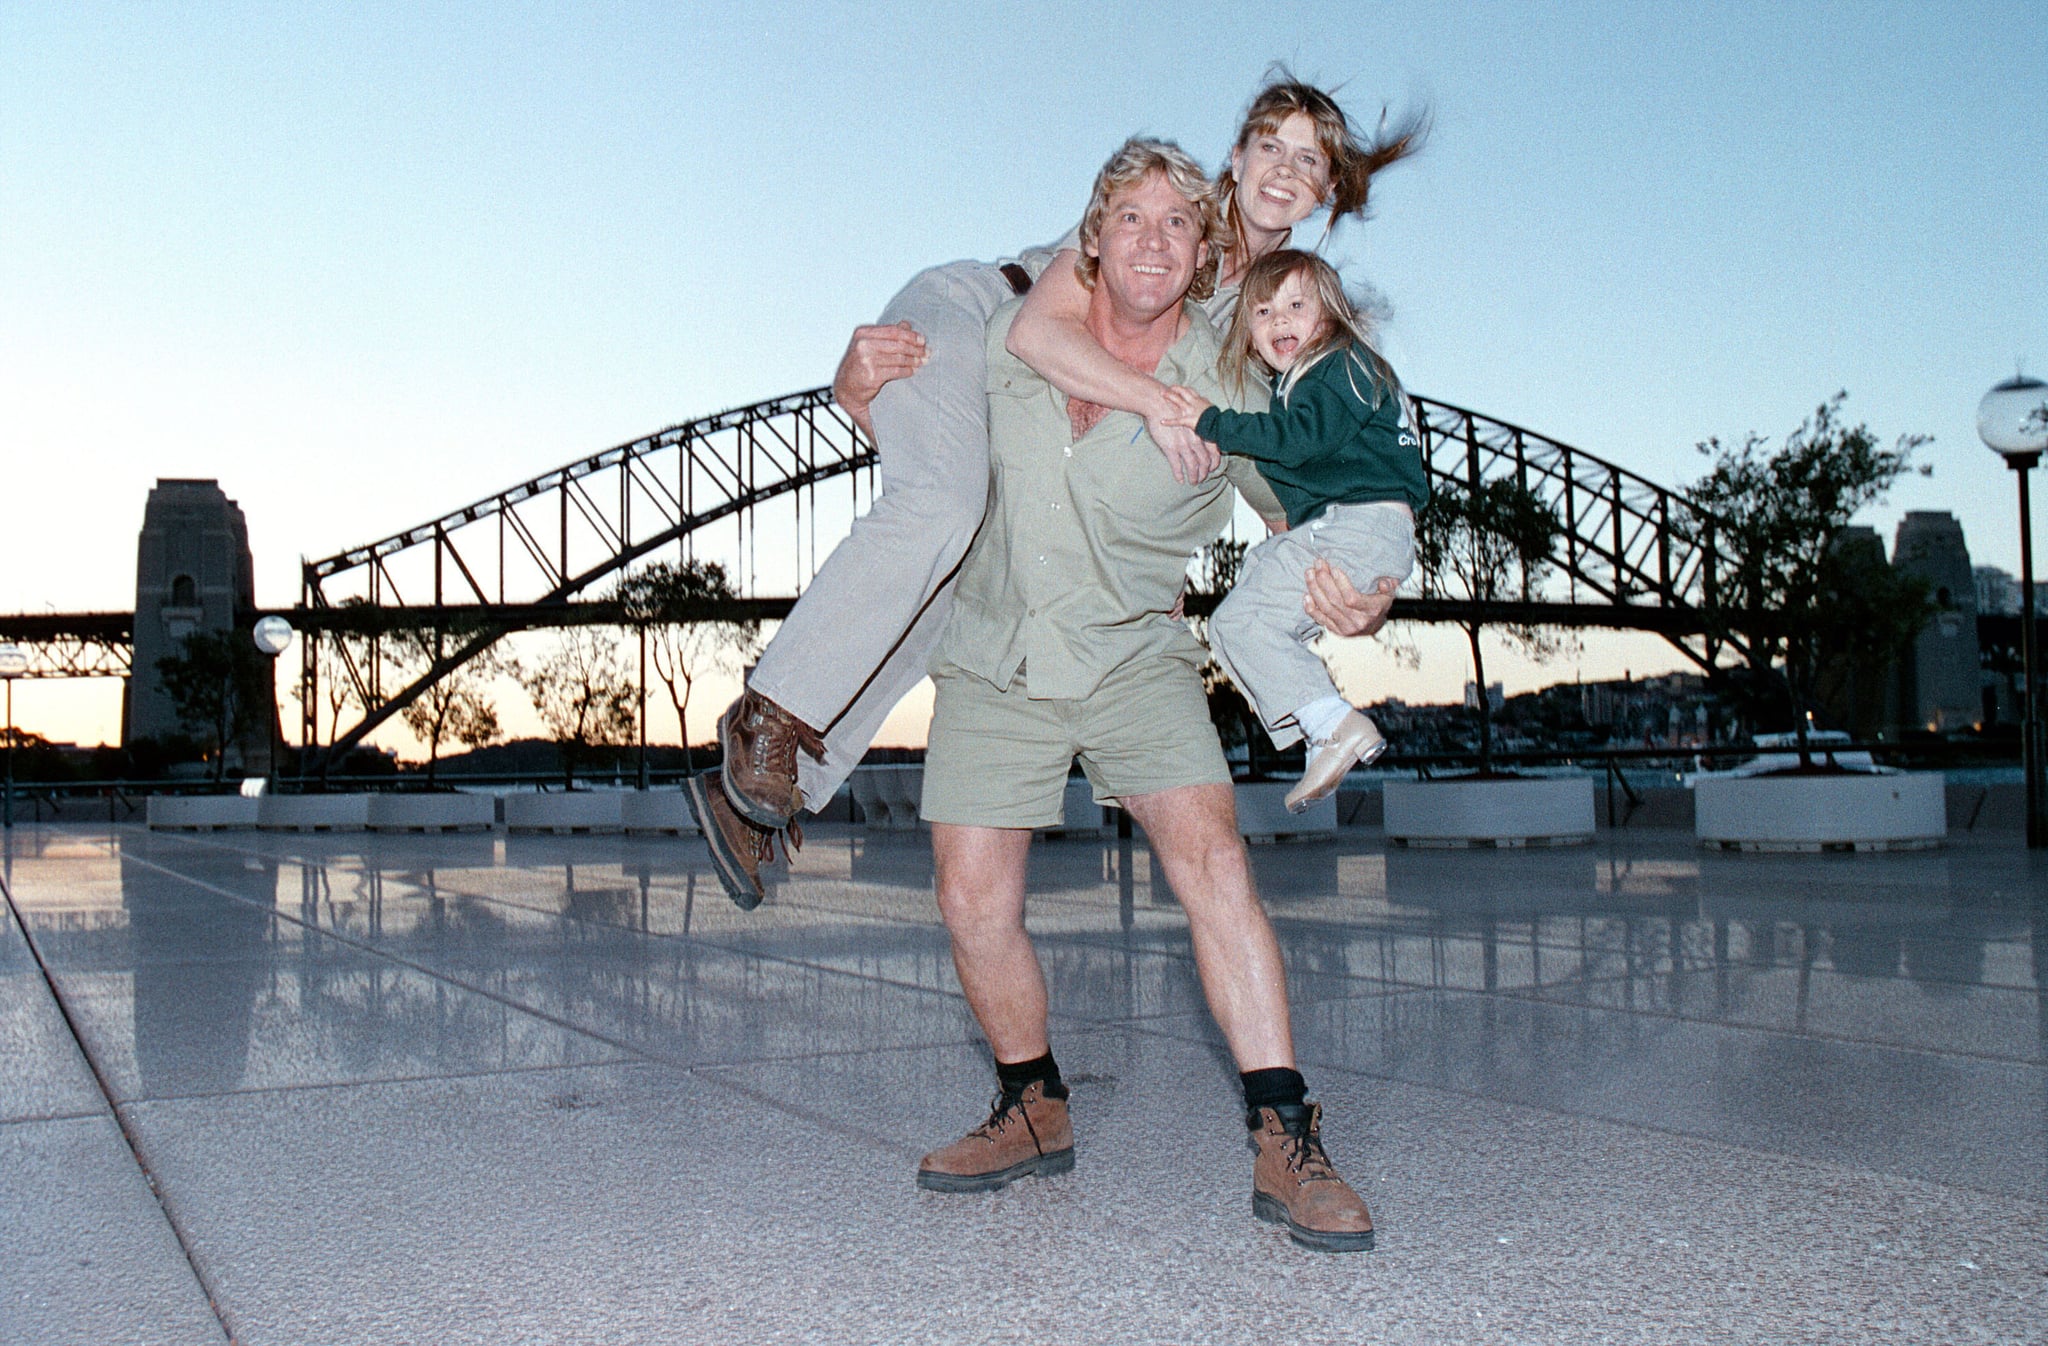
[2,2,2043,748]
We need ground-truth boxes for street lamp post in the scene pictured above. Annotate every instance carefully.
[0,644,26,830]
[252,617,297,787]
[1978,374,2048,849]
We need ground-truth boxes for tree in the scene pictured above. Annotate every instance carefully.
[388,624,507,785]
[613,559,759,773]
[1687,393,1932,766]
[156,628,272,782]
[293,598,379,750]
[1415,477,1565,775]
[517,628,637,787]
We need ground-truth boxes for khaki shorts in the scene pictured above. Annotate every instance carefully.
[921,655,1231,828]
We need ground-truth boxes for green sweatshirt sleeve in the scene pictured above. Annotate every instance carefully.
[1193,354,1374,469]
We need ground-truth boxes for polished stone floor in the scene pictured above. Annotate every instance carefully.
[2,820,2043,1344]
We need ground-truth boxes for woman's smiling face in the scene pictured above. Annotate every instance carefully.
[1229,112,1334,241]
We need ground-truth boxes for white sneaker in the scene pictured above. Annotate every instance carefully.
[1284,712,1386,814]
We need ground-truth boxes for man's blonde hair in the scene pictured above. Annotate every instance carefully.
[1073,137,1224,303]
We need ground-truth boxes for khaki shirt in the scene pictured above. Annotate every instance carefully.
[934,298,1283,701]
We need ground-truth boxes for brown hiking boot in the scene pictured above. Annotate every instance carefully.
[719,688,827,827]
[1249,1103,1375,1252]
[685,770,804,912]
[916,1082,1075,1193]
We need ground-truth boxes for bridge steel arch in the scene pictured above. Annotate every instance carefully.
[300,387,1746,768]
[301,387,875,765]
[1408,397,1745,670]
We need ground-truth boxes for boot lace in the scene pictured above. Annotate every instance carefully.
[970,1088,1044,1151]
[1279,1123,1340,1183]
[743,815,805,866]
[744,693,828,777]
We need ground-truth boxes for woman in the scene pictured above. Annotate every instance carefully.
[688,77,1425,910]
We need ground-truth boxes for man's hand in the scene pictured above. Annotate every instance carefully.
[1144,385,1221,483]
[1147,419,1220,484]
[832,320,927,437]
[1304,563,1398,638]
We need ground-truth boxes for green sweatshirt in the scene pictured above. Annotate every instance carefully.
[1194,345,1429,528]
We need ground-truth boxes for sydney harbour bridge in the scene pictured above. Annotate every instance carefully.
[3,385,1751,763]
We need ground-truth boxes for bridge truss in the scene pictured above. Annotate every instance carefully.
[292,386,1747,765]
[298,388,876,761]
[0,613,133,679]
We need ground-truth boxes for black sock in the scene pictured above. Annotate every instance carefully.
[995,1051,1068,1100]
[1240,1066,1307,1121]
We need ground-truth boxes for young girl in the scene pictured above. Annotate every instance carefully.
[1162,248,1428,812]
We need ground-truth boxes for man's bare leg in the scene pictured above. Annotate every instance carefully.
[918,822,1073,1193]
[1121,783,1294,1071]
[1123,782,1373,1251]
[931,822,1047,1061]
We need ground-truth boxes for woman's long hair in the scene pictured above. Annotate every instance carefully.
[1214,72,1428,264]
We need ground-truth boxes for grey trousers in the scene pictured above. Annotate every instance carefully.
[1207,500,1416,749]
[747,259,1018,809]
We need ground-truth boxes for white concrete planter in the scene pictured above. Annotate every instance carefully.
[1235,782,1336,843]
[620,790,698,835]
[367,793,497,833]
[147,795,259,830]
[502,792,624,834]
[849,764,924,831]
[1695,772,1945,852]
[258,794,371,832]
[1385,776,1594,848]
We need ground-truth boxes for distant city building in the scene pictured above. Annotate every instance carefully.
[1971,565,2043,617]
[1463,680,1504,712]
[1974,565,2020,616]
[125,479,260,754]
[1891,511,1980,732]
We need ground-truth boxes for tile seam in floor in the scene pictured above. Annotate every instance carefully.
[1271,1046,2046,1210]
[94,1056,657,1109]
[1474,980,2048,1069]
[0,855,237,1346]
[0,1104,122,1128]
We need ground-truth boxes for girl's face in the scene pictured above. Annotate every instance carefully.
[1248,268,1328,372]
[1230,112,1334,242]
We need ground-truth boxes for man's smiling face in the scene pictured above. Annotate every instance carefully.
[1085,170,1209,322]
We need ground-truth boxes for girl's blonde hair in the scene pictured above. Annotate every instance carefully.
[1218,249,1399,408]
[1214,71,1428,260]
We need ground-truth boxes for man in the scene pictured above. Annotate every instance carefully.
[685,171,1395,912]
[911,139,1375,1253]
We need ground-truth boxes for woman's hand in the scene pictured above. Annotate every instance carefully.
[832,321,927,437]
[1304,563,1398,638]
